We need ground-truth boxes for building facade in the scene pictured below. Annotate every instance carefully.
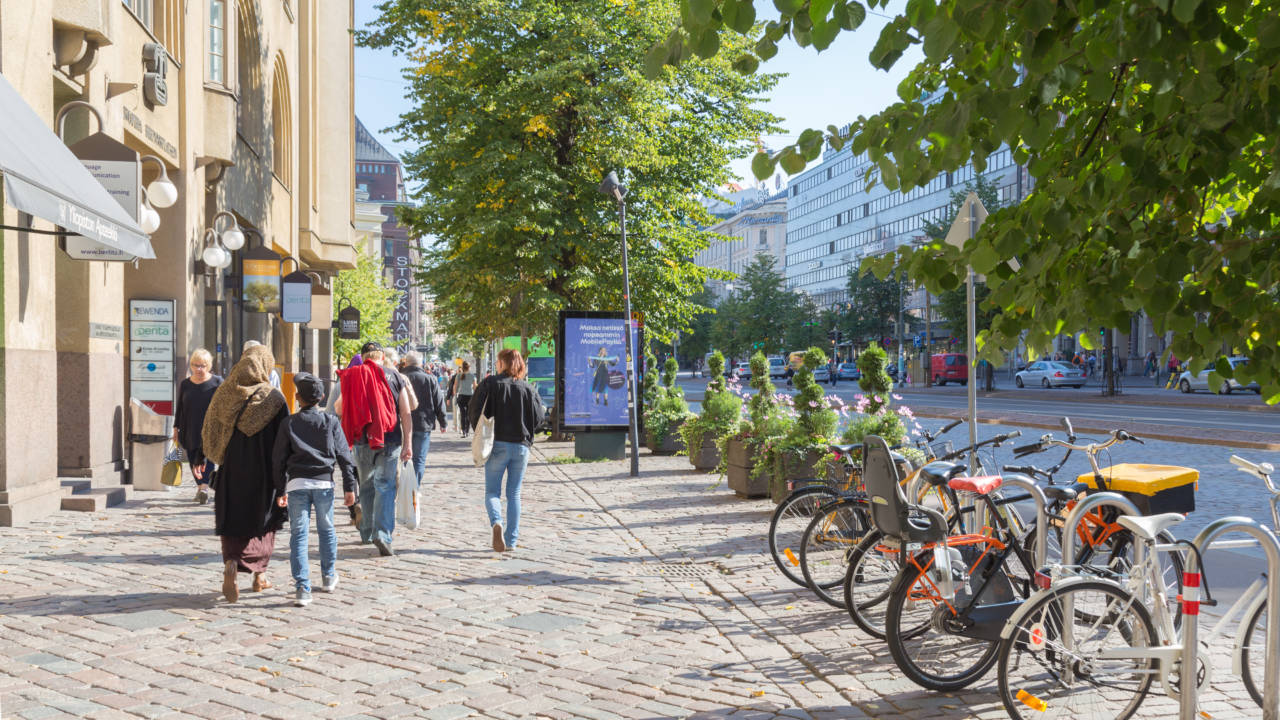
[696,187,788,298]
[0,0,357,525]
[353,117,428,353]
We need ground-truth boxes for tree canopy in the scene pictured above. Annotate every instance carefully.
[332,244,400,362]
[655,0,1280,400]
[358,0,780,346]
[841,261,908,346]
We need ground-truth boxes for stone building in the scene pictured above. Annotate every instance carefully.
[695,187,788,299]
[0,0,357,524]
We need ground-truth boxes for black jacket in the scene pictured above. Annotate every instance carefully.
[469,373,545,446]
[271,406,359,494]
[402,365,447,433]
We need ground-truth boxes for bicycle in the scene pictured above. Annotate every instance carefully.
[996,454,1280,719]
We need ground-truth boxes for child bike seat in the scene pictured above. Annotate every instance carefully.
[863,435,949,545]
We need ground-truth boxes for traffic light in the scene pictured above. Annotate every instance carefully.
[827,329,837,342]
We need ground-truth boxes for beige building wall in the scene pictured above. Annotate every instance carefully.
[0,0,357,525]
[695,194,788,299]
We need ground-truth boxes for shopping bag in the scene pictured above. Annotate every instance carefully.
[471,397,495,467]
[395,460,420,530]
[161,442,185,487]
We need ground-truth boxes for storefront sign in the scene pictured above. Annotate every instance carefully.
[307,280,332,331]
[280,270,312,323]
[65,134,141,262]
[122,107,178,161]
[338,305,361,340]
[89,322,124,340]
[389,246,413,349]
[129,298,175,414]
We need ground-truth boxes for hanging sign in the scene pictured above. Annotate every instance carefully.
[280,270,312,323]
[307,277,333,331]
[338,303,361,340]
[128,298,175,414]
[241,245,282,313]
[64,133,141,262]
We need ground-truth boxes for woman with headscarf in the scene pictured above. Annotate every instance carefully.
[202,345,290,602]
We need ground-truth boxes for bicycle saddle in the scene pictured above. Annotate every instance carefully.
[1116,512,1185,542]
[829,443,863,459]
[1041,482,1087,504]
[918,461,967,488]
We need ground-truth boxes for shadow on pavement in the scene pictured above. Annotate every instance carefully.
[3,591,221,616]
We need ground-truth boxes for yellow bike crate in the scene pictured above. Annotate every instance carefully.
[1077,463,1198,515]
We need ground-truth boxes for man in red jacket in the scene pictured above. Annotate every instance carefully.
[335,342,412,556]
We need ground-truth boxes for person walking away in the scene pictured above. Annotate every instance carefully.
[335,342,412,557]
[828,358,838,387]
[202,345,290,603]
[470,349,545,552]
[174,348,222,504]
[455,362,478,438]
[401,352,447,488]
[272,373,357,607]
[328,355,363,528]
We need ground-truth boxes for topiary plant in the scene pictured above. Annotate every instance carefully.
[772,347,838,492]
[716,351,794,480]
[857,344,894,415]
[843,343,924,467]
[681,351,743,455]
[644,357,693,446]
[642,344,660,411]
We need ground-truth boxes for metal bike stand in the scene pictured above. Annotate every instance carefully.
[999,474,1050,568]
[1181,517,1280,720]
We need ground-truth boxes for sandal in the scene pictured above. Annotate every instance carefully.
[222,560,239,603]
[251,573,272,592]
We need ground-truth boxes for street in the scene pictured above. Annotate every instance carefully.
[0,435,1269,719]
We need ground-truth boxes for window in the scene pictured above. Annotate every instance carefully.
[271,56,292,186]
[759,229,768,246]
[124,0,154,29]
[209,0,226,84]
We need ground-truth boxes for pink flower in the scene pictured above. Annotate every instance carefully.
[808,401,818,408]
[892,393,903,400]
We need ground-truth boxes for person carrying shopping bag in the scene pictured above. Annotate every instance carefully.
[173,348,223,503]
[469,349,545,552]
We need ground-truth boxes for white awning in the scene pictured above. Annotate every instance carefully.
[0,74,154,259]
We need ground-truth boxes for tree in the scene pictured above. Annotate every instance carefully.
[359,0,780,349]
[656,0,1280,401]
[332,245,400,362]
[677,286,717,367]
[842,260,906,346]
[922,176,1004,341]
[710,254,793,358]
[783,295,831,352]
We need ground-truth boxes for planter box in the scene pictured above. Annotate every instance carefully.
[726,437,754,468]
[646,418,686,455]
[772,448,831,504]
[688,434,720,471]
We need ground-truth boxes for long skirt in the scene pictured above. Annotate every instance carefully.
[221,532,276,573]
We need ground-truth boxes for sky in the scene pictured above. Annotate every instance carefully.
[352,0,922,186]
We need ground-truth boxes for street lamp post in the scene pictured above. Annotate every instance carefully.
[599,171,640,478]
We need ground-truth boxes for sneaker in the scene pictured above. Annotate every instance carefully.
[321,575,339,593]
[373,538,395,557]
[294,588,312,607]
[195,488,209,505]
[492,523,506,552]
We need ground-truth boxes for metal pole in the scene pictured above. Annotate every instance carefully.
[966,206,978,470]
[897,275,905,379]
[618,200,640,478]
[925,290,932,387]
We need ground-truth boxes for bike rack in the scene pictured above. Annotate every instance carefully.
[998,474,1050,568]
[1181,517,1280,720]
[1059,491,1142,569]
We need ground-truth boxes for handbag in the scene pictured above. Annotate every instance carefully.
[395,460,420,530]
[471,395,495,467]
[161,442,185,487]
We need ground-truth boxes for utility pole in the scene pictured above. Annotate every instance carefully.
[897,273,905,379]
[925,290,932,387]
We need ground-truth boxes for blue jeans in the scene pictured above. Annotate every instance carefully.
[287,487,336,592]
[484,440,529,548]
[410,431,431,487]
[354,441,400,546]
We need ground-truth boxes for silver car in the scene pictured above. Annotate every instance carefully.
[1177,356,1260,394]
[1015,360,1088,388]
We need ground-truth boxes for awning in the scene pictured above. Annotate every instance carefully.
[0,74,154,259]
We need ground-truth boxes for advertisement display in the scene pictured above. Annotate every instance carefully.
[129,298,175,414]
[557,311,643,432]
[280,270,312,323]
[243,257,281,313]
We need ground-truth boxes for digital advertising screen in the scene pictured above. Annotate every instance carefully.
[558,312,642,432]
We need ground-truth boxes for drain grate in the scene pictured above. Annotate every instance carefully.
[644,563,730,577]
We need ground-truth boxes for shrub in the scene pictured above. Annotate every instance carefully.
[644,357,692,446]
[772,347,838,490]
[681,351,743,453]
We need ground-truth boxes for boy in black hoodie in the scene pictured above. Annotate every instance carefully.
[273,373,358,607]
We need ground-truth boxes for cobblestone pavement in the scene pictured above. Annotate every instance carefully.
[0,433,1270,719]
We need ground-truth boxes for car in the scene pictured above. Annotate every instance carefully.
[1177,356,1260,394]
[812,366,830,383]
[837,362,860,381]
[730,361,752,380]
[1015,360,1088,388]
[767,355,787,378]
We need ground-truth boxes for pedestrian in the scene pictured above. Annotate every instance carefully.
[271,372,357,607]
[454,361,477,438]
[470,349,545,552]
[1167,352,1180,375]
[400,351,447,488]
[1088,353,1097,377]
[202,344,290,603]
[1145,350,1157,378]
[827,358,838,387]
[334,341,412,557]
[243,340,281,389]
[174,348,223,505]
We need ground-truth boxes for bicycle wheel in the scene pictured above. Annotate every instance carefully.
[884,545,1006,691]
[1106,530,1185,628]
[799,496,870,607]
[998,580,1157,720]
[768,484,839,586]
[843,529,902,639]
[1241,598,1269,708]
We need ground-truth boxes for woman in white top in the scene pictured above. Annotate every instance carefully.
[453,361,478,438]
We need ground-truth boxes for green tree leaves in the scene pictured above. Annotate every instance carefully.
[332,244,400,362]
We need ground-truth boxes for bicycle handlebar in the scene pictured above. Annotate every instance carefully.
[942,418,964,434]
[1012,442,1043,457]
[1231,455,1280,494]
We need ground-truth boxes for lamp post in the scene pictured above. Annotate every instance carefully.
[599,171,640,478]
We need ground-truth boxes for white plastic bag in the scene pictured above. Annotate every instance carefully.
[471,397,495,467]
[395,460,420,530]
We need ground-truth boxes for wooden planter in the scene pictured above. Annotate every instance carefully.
[688,433,720,471]
[725,438,769,498]
[771,448,830,504]
[646,418,686,455]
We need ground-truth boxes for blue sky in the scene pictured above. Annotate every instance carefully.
[353,0,921,184]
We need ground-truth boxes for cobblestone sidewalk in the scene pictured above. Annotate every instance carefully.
[0,435,1267,719]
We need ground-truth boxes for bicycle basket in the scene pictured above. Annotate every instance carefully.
[929,440,954,460]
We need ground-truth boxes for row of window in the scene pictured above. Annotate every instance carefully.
[788,260,856,289]
[785,201,953,271]
[788,151,868,196]
[357,163,392,175]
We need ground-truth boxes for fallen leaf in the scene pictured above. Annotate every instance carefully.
[785,605,794,610]
[328,703,338,707]
[288,657,303,663]
[751,690,765,697]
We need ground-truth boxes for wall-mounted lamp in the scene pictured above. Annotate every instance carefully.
[201,228,231,269]
[139,187,161,234]
[211,210,244,250]
[139,155,177,208]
